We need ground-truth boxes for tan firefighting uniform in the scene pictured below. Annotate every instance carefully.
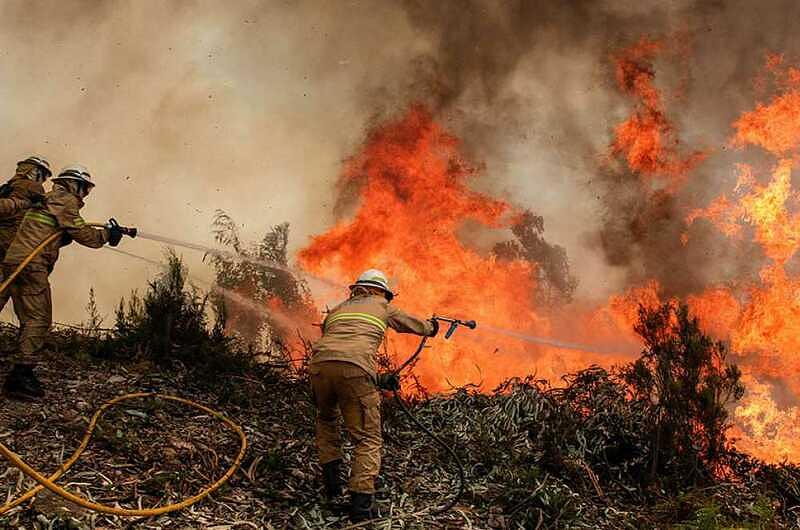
[3,186,109,361]
[0,197,35,226]
[310,293,434,493]
[0,170,45,311]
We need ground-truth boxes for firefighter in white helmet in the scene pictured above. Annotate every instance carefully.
[0,156,52,311]
[1,165,135,399]
[309,269,438,521]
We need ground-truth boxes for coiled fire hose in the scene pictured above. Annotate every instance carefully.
[387,317,476,515]
[0,224,248,517]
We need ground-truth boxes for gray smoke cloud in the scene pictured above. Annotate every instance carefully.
[391,0,800,300]
[0,0,794,326]
[0,0,429,323]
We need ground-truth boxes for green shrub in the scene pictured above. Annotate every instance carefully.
[103,250,243,378]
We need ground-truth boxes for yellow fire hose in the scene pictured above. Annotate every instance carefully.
[0,225,248,517]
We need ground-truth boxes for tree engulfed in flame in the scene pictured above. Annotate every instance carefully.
[684,58,800,463]
[589,47,800,464]
[297,43,800,464]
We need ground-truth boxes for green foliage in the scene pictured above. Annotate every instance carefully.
[106,250,241,376]
[672,495,778,530]
[748,496,778,529]
[83,287,103,334]
[674,501,723,530]
[621,302,744,484]
[209,210,317,353]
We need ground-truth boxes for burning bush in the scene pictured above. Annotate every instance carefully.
[378,303,765,528]
[622,302,744,483]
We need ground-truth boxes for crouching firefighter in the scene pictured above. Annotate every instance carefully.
[1,165,135,400]
[309,269,438,522]
[0,156,51,312]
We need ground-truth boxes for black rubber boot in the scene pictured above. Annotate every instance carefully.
[322,459,344,499]
[350,492,380,522]
[3,364,44,400]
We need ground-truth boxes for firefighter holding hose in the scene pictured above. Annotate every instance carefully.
[310,269,438,522]
[2,165,135,399]
[0,156,52,308]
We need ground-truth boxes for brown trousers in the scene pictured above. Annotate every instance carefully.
[0,230,13,313]
[310,360,382,494]
[2,265,51,363]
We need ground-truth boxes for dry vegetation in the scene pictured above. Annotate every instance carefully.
[0,250,799,529]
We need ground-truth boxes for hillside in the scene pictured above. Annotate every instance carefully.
[1,324,798,528]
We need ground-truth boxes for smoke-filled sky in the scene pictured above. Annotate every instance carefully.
[0,0,797,324]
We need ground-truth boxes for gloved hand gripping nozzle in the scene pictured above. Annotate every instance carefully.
[107,218,137,247]
[383,314,478,389]
[433,315,477,339]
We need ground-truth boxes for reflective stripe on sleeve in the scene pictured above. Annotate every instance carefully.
[24,211,57,227]
[324,312,387,333]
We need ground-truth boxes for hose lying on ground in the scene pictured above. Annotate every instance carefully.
[0,393,247,516]
[389,335,467,515]
[0,225,248,517]
[391,391,466,515]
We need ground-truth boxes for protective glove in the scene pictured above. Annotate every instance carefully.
[28,191,45,208]
[106,218,137,247]
[377,373,401,391]
[107,223,123,247]
[428,318,439,337]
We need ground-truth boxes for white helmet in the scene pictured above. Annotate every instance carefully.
[350,269,395,300]
[17,155,52,179]
[53,164,95,189]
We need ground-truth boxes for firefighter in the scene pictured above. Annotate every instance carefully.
[1,165,134,399]
[0,156,51,312]
[310,269,438,522]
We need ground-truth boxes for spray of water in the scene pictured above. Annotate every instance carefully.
[135,232,345,290]
[476,324,636,356]
[105,247,301,330]
[122,235,630,356]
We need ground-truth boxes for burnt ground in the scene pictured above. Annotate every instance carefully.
[1,323,799,529]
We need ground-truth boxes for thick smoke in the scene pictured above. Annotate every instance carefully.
[0,0,428,323]
[390,0,800,301]
[0,0,796,324]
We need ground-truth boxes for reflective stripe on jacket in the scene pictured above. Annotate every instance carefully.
[310,294,434,378]
[4,187,109,272]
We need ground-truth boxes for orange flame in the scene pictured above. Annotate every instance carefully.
[684,56,800,462]
[610,38,706,190]
[295,48,800,464]
[730,373,800,463]
[298,106,630,390]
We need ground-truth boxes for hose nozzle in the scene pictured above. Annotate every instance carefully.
[108,218,137,238]
[433,316,478,339]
